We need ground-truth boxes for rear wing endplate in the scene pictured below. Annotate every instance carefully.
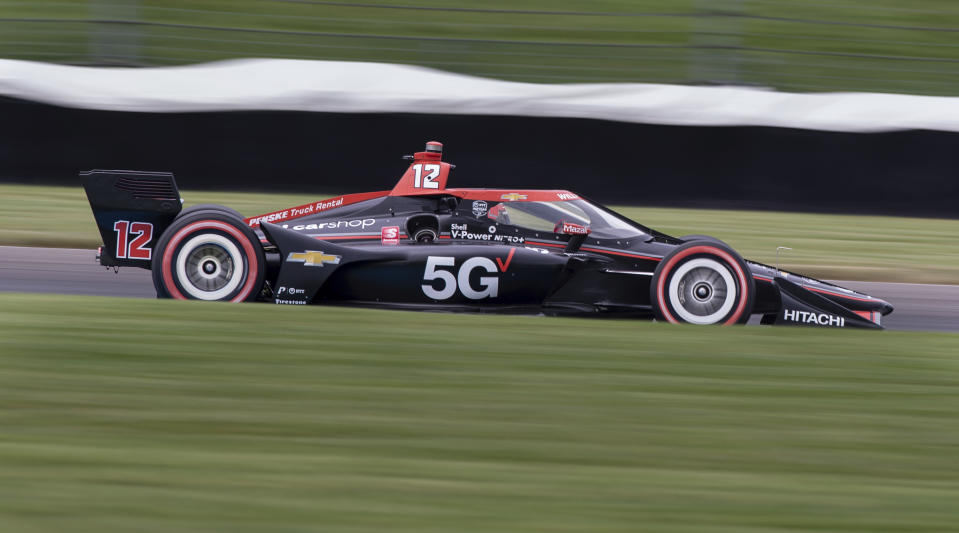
[81,170,182,268]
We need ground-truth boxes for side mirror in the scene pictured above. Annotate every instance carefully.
[555,221,590,252]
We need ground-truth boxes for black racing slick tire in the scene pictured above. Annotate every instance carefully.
[650,241,755,325]
[177,203,245,220]
[151,211,265,302]
[679,234,729,247]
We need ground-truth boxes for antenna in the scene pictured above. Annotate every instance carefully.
[776,246,792,272]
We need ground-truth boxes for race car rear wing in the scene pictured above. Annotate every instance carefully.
[81,170,182,268]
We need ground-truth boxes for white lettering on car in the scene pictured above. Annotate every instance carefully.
[422,256,500,300]
[276,286,306,296]
[449,225,524,243]
[289,219,376,231]
[314,198,344,211]
[412,163,441,189]
[275,299,307,305]
[783,309,845,327]
[247,197,347,227]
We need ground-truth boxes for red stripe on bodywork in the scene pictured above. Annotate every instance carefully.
[244,191,388,228]
[525,240,661,260]
[311,235,381,241]
[807,286,875,302]
[444,189,580,202]
[752,274,873,302]
[580,247,662,261]
[526,240,566,248]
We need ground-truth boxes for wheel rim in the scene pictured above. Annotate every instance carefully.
[175,233,245,300]
[185,244,235,292]
[668,258,737,324]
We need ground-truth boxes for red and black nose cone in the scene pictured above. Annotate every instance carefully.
[425,141,443,153]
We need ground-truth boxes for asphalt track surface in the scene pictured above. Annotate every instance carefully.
[1,245,956,333]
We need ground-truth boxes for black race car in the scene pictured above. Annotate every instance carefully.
[82,141,893,329]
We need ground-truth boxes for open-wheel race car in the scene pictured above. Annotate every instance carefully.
[83,141,893,329]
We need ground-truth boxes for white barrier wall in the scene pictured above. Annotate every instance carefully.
[1,58,957,133]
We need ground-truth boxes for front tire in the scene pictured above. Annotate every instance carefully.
[678,234,729,247]
[151,211,265,302]
[651,241,754,325]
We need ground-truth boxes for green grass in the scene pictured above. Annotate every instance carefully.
[3,0,959,94]
[1,293,958,532]
[1,183,957,284]
[0,184,313,251]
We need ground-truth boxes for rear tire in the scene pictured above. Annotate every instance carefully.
[651,241,754,325]
[151,211,265,302]
[178,203,245,220]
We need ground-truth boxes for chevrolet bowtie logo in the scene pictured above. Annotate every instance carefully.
[286,251,341,267]
[500,193,528,201]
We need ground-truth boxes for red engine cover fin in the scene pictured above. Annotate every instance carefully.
[390,141,452,196]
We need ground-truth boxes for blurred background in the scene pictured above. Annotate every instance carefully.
[2,0,958,218]
[4,5,959,531]
[5,0,959,95]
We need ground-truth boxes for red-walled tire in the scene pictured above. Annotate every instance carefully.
[650,241,755,325]
[151,211,265,302]
[177,203,245,220]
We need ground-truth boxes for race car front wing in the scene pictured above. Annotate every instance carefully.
[762,277,885,329]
